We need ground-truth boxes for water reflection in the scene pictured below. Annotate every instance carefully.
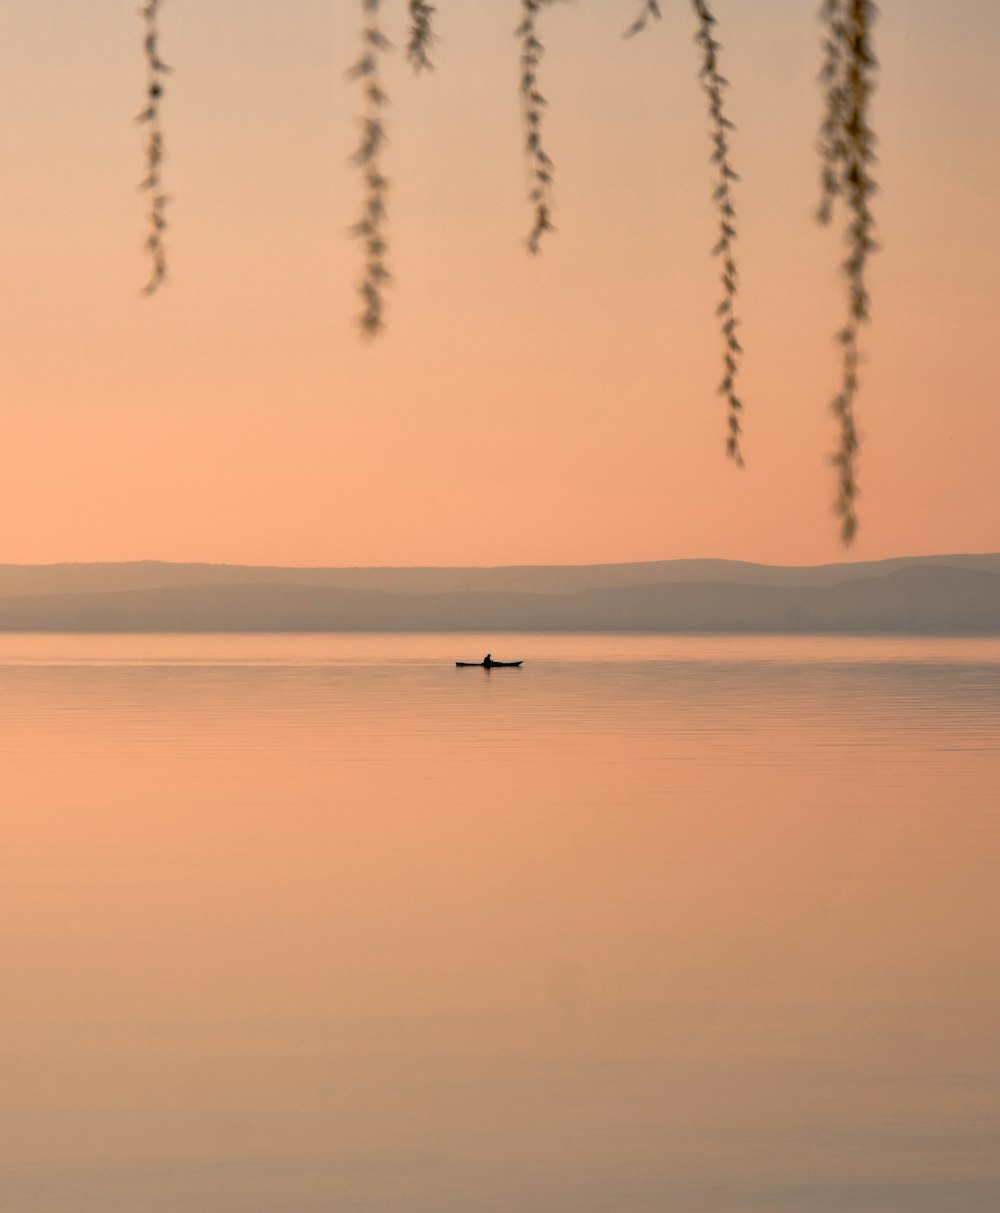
[2,635,999,1211]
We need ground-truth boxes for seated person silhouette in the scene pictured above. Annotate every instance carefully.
[483,653,493,667]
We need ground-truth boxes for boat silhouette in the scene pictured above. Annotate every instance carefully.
[455,653,523,668]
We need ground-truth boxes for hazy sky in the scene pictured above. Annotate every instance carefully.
[3,0,998,566]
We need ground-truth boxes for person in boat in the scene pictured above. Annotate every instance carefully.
[483,653,493,667]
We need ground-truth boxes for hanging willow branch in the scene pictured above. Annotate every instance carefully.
[406,0,436,71]
[348,0,391,335]
[624,1,662,39]
[516,0,557,254]
[691,0,744,466]
[817,0,878,543]
[123,2,883,545]
[136,0,170,295]
[817,0,847,226]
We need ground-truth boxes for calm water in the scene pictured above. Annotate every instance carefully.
[3,633,1000,1212]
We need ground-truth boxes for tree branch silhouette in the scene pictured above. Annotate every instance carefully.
[136,0,170,295]
[517,0,557,254]
[624,1,662,39]
[691,0,744,467]
[124,1,883,545]
[406,0,436,71]
[817,0,879,543]
[348,0,392,336]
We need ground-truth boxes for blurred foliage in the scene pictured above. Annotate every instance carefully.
[137,1,878,543]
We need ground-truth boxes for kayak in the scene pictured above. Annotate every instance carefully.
[455,660,523,668]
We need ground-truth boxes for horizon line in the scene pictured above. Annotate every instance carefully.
[3,550,999,574]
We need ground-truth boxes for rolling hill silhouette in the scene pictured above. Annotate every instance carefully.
[0,555,997,632]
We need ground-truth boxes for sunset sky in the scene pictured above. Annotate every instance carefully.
[3,0,998,567]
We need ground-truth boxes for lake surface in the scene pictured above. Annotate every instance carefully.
[3,633,1000,1212]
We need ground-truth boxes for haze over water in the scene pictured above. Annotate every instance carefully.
[3,633,1000,1212]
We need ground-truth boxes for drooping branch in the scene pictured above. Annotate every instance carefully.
[122,0,884,548]
[136,0,171,295]
[624,1,661,39]
[816,0,847,225]
[406,0,436,71]
[690,0,744,466]
[516,0,557,254]
[817,0,878,543]
[348,0,392,335]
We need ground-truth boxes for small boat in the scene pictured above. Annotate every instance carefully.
[455,660,523,668]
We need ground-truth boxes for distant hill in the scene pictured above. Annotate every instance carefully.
[0,555,998,632]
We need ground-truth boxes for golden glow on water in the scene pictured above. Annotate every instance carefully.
[3,635,1000,1211]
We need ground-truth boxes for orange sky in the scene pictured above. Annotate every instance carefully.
[2,0,998,567]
